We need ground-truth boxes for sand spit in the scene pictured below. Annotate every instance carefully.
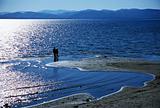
[46,56,160,72]
[31,56,160,108]
[70,57,160,108]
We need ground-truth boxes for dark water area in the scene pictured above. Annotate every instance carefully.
[0,19,160,59]
[0,19,159,107]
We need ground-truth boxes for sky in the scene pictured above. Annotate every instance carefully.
[0,0,160,12]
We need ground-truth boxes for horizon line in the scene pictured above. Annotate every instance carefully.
[1,8,160,13]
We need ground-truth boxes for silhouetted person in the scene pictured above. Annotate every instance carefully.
[3,103,11,108]
[53,47,59,62]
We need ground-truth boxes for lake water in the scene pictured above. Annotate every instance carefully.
[0,19,159,107]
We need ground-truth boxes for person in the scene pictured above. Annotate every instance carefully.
[3,103,11,108]
[53,47,59,62]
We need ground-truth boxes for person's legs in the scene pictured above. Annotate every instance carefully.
[54,55,56,62]
[55,54,58,61]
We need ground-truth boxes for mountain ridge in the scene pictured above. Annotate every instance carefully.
[0,9,160,19]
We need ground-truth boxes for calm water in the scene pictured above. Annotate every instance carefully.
[0,19,159,107]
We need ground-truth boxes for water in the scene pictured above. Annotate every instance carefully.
[0,19,159,107]
[0,19,160,58]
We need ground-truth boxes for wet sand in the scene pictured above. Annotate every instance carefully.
[26,93,95,108]
[31,57,160,108]
[76,60,160,108]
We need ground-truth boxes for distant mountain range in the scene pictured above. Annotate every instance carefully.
[0,9,160,19]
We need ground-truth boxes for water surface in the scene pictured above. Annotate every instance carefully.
[0,19,159,107]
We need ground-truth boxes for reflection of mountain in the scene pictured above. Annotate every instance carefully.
[0,9,160,19]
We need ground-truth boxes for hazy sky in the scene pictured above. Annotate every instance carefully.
[0,0,160,12]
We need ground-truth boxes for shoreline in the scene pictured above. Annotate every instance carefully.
[29,57,160,108]
[27,73,156,108]
[97,72,156,101]
[77,61,160,108]
[25,93,95,108]
[26,74,155,108]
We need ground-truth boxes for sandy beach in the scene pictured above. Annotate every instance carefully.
[29,57,160,108]
[76,60,160,108]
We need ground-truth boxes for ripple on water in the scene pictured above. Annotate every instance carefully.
[0,56,155,108]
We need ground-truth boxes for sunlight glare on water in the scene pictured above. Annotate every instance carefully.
[0,19,159,107]
[0,63,45,106]
[0,20,35,59]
